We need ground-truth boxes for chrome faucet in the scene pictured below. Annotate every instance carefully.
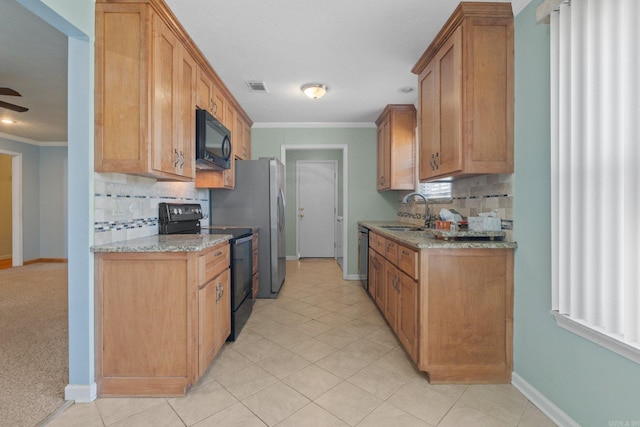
[401,192,431,228]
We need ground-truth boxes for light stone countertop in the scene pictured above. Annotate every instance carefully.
[91,233,232,253]
[359,221,517,250]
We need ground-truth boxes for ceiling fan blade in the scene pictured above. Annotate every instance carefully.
[0,87,22,97]
[0,100,29,113]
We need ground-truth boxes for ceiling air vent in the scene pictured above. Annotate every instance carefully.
[246,81,269,93]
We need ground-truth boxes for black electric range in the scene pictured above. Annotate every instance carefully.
[158,203,254,341]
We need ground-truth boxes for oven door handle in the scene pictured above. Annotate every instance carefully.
[233,235,253,245]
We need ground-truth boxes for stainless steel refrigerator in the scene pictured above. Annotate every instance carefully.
[210,157,286,298]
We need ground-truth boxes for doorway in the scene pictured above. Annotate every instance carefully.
[297,160,337,258]
[0,150,23,267]
[281,144,349,280]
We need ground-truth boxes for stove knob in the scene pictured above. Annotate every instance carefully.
[178,209,183,214]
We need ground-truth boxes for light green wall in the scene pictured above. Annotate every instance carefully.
[284,149,343,257]
[251,127,399,275]
[513,3,640,425]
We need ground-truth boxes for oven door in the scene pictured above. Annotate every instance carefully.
[230,234,253,311]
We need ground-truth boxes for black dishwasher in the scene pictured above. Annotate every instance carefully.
[358,225,369,290]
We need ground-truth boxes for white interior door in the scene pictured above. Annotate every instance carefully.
[297,161,337,258]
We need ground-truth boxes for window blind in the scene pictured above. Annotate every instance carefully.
[550,0,640,361]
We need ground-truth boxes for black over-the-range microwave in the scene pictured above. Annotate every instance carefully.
[195,108,232,171]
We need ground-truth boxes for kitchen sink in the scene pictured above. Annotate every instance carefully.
[379,225,424,231]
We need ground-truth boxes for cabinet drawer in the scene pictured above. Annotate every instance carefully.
[398,244,418,279]
[385,239,398,264]
[369,232,377,249]
[199,243,230,286]
[374,234,387,254]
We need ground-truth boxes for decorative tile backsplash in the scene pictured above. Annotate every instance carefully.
[94,173,210,246]
[398,174,514,240]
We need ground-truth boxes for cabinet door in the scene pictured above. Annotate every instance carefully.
[419,60,439,181]
[243,122,252,160]
[373,251,385,311]
[368,248,377,300]
[419,26,463,181]
[212,86,226,123]
[215,269,231,353]
[384,262,399,330]
[376,120,390,190]
[198,278,217,377]
[397,270,418,362]
[196,67,213,113]
[437,26,463,177]
[175,45,196,179]
[151,13,178,176]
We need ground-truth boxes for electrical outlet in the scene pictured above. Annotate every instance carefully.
[113,199,126,217]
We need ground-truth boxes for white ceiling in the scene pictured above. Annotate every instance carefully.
[0,0,530,144]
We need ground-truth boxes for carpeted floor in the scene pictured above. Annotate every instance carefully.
[0,263,68,427]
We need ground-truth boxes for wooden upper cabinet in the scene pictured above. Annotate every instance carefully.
[375,104,416,191]
[196,67,214,114]
[96,0,252,183]
[412,2,514,181]
[95,2,194,180]
[196,67,226,122]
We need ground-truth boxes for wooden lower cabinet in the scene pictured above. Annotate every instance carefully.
[369,248,385,311]
[95,242,230,396]
[397,269,419,362]
[367,231,513,383]
[418,248,513,383]
[198,269,230,377]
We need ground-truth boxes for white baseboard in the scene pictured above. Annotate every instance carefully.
[512,372,579,427]
[286,255,299,261]
[345,274,362,281]
[64,383,97,403]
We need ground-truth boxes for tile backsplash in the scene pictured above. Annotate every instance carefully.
[94,173,209,246]
[398,174,514,240]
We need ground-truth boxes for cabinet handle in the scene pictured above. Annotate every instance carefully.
[434,152,439,170]
[179,150,184,168]
[214,251,223,257]
[387,243,394,248]
[174,149,180,167]
[215,283,220,302]
[402,250,410,255]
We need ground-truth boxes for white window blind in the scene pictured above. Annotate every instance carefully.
[418,182,452,200]
[549,0,640,363]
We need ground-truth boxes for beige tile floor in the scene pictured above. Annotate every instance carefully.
[46,259,556,427]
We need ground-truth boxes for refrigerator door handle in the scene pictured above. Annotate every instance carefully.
[278,188,286,232]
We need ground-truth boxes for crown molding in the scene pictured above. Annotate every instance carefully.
[0,132,67,147]
[252,122,376,129]
[512,0,534,16]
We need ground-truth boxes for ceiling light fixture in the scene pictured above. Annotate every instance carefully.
[301,83,328,99]
[1,118,16,124]
[397,86,415,94]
